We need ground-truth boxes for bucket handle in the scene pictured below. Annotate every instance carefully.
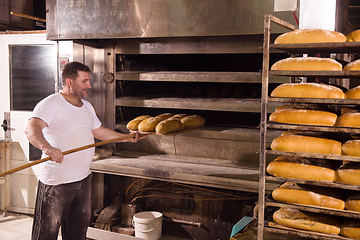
[132,220,162,233]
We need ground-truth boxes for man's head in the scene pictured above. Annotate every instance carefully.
[62,62,92,99]
[62,61,91,86]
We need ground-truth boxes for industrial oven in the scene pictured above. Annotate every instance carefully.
[46,1,301,239]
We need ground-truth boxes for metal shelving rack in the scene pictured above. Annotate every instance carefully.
[259,14,360,240]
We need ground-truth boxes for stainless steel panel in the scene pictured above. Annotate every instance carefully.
[46,0,298,40]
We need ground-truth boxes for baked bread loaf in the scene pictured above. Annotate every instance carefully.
[271,83,345,99]
[180,115,205,129]
[345,85,360,99]
[272,182,345,210]
[345,194,360,212]
[335,162,360,186]
[346,29,360,42]
[138,113,173,132]
[266,155,335,181]
[341,220,360,239]
[335,112,360,128]
[155,118,184,134]
[344,59,360,71]
[269,108,337,126]
[270,133,342,155]
[271,57,342,71]
[126,115,152,130]
[274,29,346,44]
[273,208,341,234]
[342,140,360,157]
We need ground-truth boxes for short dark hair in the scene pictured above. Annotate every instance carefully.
[62,61,91,86]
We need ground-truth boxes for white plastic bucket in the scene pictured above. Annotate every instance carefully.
[132,211,163,240]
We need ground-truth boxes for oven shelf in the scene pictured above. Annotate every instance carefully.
[117,71,290,83]
[90,150,280,193]
[116,96,283,113]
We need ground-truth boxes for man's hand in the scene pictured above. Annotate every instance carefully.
[128,131,148,143]
[43,146,64,163]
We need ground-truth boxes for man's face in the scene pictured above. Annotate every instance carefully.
[70,71,91,99]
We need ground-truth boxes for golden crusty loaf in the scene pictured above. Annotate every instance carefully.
[138,113,173,132]
[270,133,342,155]
[342,140,360,157]
[274,29,346,44]
[271,83,345,99]
[345,85,360,99]
[155,118,184,134]
[271,57,343,71]
[273,208,341,234]
[345,194,360,212]
[335,162,360,186]
[341,220,360,239]
[272,182,345,210]
[344,59,360,71]
[267,155,335,181]
[126,115,152,130]
[180,115,205,129]
[335,112,360,128]
[346,29,360,42]
[269,108,337,126]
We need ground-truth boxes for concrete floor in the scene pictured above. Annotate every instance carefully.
[0,211,62,240]
[0,211,191,240]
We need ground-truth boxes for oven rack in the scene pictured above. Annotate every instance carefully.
[90,150,279,193]
[116,96,283,113]
[117,71,289,83]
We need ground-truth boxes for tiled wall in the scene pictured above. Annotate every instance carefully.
[0,0,35,31]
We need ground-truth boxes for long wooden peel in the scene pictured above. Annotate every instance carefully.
[0,133,141,179]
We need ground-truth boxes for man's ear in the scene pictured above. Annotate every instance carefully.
[66,78,73,88]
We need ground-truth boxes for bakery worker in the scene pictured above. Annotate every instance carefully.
[25,61,146,240]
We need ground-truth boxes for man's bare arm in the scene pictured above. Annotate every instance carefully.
[25,118,64,163]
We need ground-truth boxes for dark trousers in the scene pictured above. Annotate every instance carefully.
[32,174,92,240]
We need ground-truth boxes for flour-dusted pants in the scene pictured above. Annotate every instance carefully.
[31,174,92,240]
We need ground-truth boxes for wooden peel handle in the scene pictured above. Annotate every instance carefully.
[0,133,139,178]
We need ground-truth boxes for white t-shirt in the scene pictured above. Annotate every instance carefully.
[31,93,102,185]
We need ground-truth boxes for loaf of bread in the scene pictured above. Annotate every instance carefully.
[155,118,184,134]
[335,162,360,186]
[138,113,173,132]
[269,108,337,126]
[345,85,360,99]
[271,57,342,71]
[272,182,345,210]
[345,194,360,212]
[266,155,335,181]
[271,134,342,155]
[271,83,345,99]
[346,29,360,42]
[126,115,152,130]
[342,140,360,157]
[335,112,360,128]
[273,208,341,234]
[274,29,346,44]
[341,220,360,239]
[180,115,205,129]
[344,59,360,71]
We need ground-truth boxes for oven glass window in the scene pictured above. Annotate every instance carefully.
[9,44,57,111]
